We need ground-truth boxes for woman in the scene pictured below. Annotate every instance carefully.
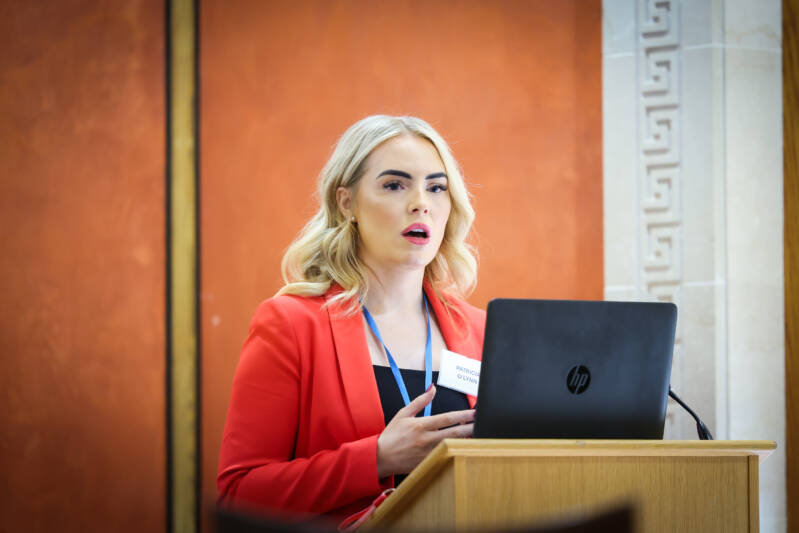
[217,115,485,522]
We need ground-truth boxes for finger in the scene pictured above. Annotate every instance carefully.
[435,422,474,440]
[420,408,475,430]
[395,384,436,419]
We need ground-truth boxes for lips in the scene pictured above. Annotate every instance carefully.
[401,223,431,245]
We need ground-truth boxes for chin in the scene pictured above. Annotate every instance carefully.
[390,253,430,270]
[405,254,436,269]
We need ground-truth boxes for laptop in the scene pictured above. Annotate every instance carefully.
[473,299,677,439]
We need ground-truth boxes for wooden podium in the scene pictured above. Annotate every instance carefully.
[363,439,775,532]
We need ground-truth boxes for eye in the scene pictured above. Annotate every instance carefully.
[429,183,448,193]
[383,180,403,191]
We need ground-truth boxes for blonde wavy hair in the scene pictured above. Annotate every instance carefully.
[277,115,477,313]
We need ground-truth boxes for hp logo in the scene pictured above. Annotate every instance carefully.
[566,365,591,394]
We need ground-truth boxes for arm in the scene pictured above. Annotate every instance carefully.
[217,298,389,515]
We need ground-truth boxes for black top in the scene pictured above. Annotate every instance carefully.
[372,365,470,486]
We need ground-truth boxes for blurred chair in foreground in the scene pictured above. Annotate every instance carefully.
[214,504,634,533]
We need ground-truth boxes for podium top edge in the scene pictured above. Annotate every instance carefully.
[438,439,776,460]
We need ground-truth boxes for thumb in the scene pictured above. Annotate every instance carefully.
[397,384,436,418]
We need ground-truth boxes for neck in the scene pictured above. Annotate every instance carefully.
[361,263,426,316]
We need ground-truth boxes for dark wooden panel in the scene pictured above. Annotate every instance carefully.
[784,0,799,531]
[199,0,602,526]
[0,1,166,531]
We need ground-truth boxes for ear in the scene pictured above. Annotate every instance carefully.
[336,186,354,220]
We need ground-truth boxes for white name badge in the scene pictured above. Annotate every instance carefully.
[436,349,481,397]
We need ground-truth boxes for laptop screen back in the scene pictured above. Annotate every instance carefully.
[473,299,677,439]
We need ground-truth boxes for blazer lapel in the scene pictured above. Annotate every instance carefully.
[326,291,385,438]
[424,283,479,408]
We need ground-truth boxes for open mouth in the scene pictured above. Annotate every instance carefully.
[403,229,428,238]
[402,224,431,244]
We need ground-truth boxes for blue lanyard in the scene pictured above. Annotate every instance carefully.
[362,294,433,417]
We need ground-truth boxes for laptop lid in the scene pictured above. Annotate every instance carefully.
[473,299,677,439]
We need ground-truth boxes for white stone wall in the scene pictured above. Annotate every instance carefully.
[603,0,785,530]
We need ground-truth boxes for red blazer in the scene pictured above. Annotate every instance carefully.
[217,282,485,521]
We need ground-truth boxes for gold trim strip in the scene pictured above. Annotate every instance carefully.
[170,0,197,531]
[783,0,799,527]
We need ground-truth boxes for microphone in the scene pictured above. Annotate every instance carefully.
[668,387,714,440]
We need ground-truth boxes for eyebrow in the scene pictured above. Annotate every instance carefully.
[376,169,448,180]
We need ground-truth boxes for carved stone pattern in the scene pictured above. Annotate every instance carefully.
[636,0,686,441]
[637,0,683,343]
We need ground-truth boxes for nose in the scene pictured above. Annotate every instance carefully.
[408,185,429,215]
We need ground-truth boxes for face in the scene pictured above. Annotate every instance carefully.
[337,134,452,273]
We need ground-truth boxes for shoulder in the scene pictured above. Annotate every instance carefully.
[249,293,328,335]
[438,293,485,333]
[242,293,333,373]
[447,297,486,330]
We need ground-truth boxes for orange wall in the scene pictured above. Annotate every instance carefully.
[0,2,166,531]
[200,0,602,523]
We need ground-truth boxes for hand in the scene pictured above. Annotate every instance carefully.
[376,385,475,479]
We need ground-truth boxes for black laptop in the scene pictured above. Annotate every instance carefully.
[473,299,677,439]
